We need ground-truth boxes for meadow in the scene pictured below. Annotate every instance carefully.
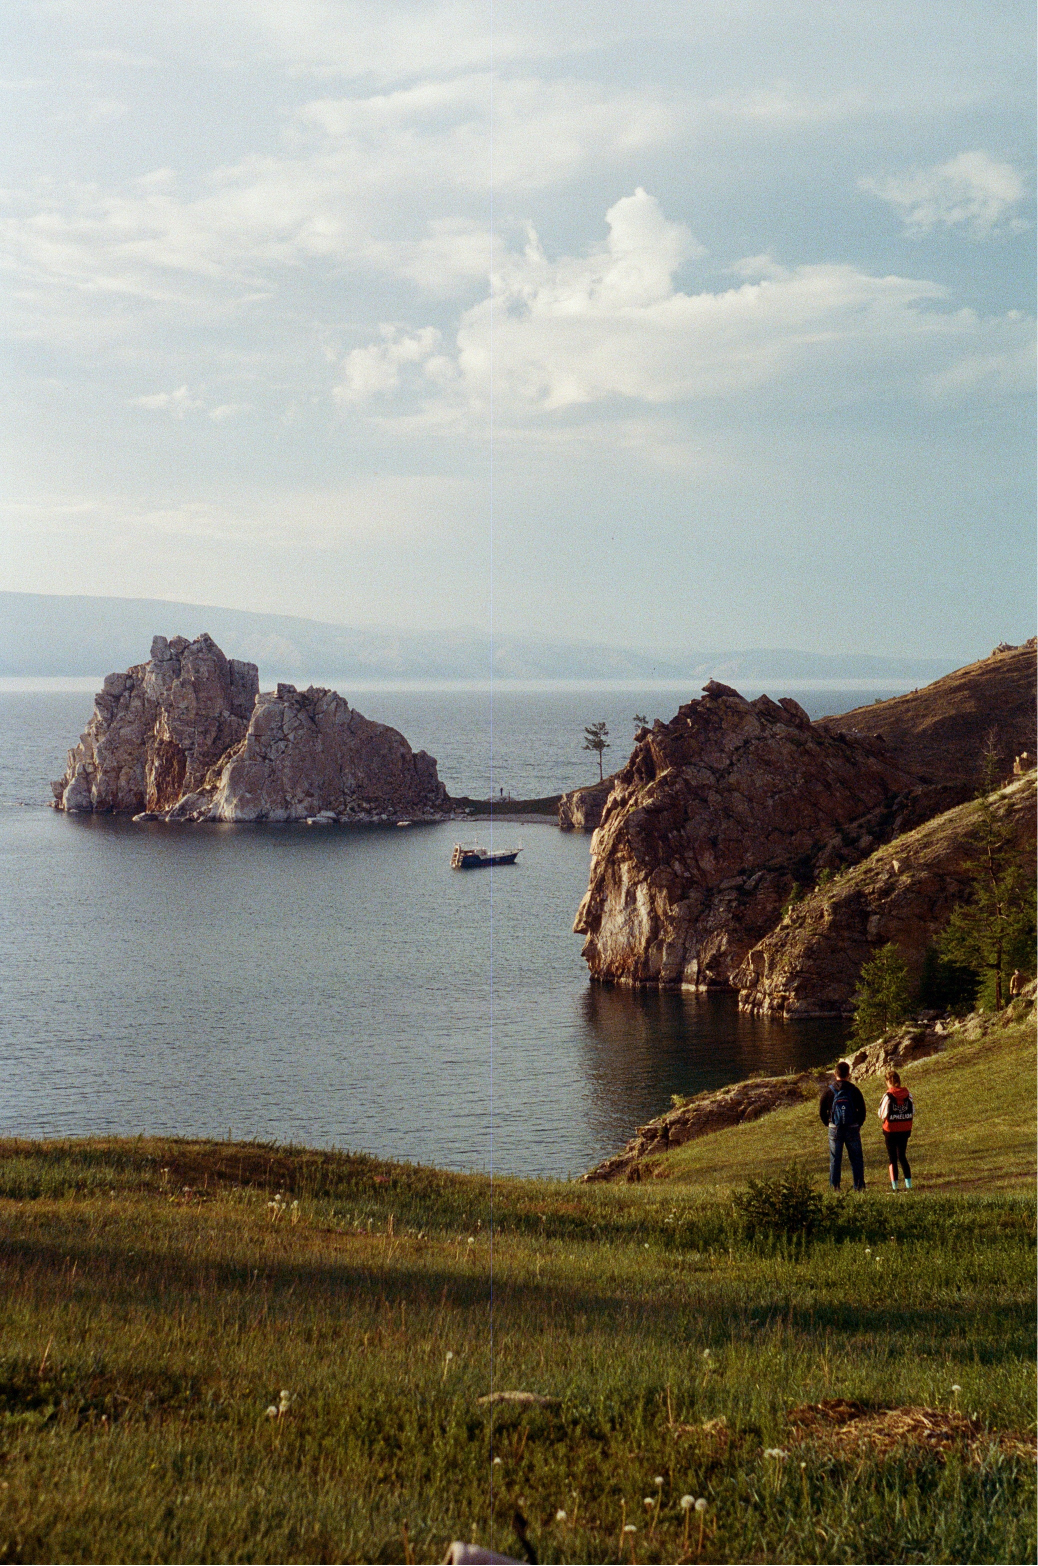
[0,1018,1034,1564]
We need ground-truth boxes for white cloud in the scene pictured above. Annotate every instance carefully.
[129,385,206,415]
[339,190,1035,421]
[861,151,1028,238]
[334,326,446,403]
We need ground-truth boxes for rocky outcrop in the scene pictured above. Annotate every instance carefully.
[815,640,1036,785]
[573,682,924,989]
[734,774,1036,1017]
[581,1071,824,1182]
[53,634,259,815]
[558,775,617,833]
[53,636,449,824]
[172,682,449,823]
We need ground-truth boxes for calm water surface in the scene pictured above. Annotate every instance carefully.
[0,685,878,1175]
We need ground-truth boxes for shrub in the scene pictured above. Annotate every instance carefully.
[732,1162,825,1239]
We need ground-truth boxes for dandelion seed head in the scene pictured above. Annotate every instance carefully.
[951,1383,962,1393]
[555,1509,567,1522]
[680,1495,694,1510]
[623,1523,636,1533]
[654,1476,664,1486]
[694,1498,708,1513]
[493,1457,502,1466]
[265,1405,278,1418]
[467,1237,475,1245]
[445,1351,454,1360]
[644,1497,654,1509]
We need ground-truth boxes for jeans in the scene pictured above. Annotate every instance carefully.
[829,1124,865,1190]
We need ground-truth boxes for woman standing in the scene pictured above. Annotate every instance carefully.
[878,1070,914,1191]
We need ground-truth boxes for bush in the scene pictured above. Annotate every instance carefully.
[732,1162,825,1239]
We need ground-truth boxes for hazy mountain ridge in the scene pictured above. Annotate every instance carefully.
[1,592,960,686]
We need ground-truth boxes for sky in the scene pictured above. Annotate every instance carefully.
[1,0,1034,658]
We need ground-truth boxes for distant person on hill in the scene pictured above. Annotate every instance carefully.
[877,1069,914,1191]
[819,1061,867,1191]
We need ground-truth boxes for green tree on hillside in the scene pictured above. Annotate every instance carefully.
[933,738,1037,1011]
[852,942,913,1044]
[583,721,611,782]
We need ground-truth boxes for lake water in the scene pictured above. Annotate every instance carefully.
[0,683,893,1177]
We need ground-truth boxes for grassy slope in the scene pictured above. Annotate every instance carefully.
[0,1130,1034,1564]
[654,1018,1037,1193]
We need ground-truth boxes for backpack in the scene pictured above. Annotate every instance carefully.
[885,1090,914,1126]
[830,1082,856,1127]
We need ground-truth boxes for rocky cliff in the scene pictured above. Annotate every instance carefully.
[53,635,449,823]
[573,682,926,988]
[558,775,617,833]
[815,640,1036,784]
[733,773,1036,1018]
[53,634,259,815]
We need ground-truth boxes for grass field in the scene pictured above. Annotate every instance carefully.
[0,1022,1034,1564]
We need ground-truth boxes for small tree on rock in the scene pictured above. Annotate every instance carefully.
[583,721,611,782]
[852,942,913,1044]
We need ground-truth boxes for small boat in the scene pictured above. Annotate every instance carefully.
[450,842,522,869]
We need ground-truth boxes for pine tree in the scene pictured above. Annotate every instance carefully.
[851,943,913,1044]
[935,740,1037,1010]
[582,721,610,782]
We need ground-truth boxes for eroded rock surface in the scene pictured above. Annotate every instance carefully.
[734,773,1037,1017]
[53,634,258,815]
[53,636,449,823]
[558,775,617,833]
[179,682,449,823]
[573,683,923,988]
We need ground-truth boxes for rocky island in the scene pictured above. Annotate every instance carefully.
[52,633,450,823]
[574,642,1037,1015]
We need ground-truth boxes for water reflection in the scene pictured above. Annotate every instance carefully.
[578,984,847,1152]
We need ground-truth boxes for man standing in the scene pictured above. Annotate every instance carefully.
[819,1061,867,1191]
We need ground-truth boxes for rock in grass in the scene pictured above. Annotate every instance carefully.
[476,1391,560,1407]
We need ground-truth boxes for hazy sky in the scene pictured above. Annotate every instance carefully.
[1,1,1034,656]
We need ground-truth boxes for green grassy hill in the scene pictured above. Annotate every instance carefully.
[654,1016,1037,1193]
[0,1110,1034,1563]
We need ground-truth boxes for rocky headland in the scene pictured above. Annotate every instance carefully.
[574,682,937,989]
[558,775,617,833]
[52,634,450,824]
[573,645,1037,1000]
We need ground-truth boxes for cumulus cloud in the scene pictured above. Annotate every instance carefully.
[861,151,1028,238]
[338,190,1035,422]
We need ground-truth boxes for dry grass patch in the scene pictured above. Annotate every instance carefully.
[788,1398,1037,1463]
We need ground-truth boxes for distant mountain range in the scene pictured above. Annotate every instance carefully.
[0,591,963,688]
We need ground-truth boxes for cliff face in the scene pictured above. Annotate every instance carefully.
[815,640,1036,784]
[53,636,449,823]
[573,682,922,988]
[558,776,617,833]
[53,634,259,815]
[733,774,1037,1018]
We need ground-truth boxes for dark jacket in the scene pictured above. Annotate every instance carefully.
[819,1080,866,1129]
